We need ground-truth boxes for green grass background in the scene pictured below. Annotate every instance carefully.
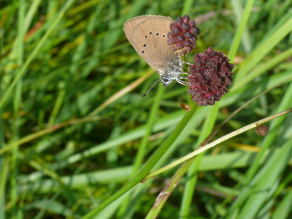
[1,0,292,218]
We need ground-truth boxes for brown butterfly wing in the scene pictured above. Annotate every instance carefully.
[123,15,179,75]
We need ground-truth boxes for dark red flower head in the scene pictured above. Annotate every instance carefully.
[188,47,234,106]
[167,14,200,56]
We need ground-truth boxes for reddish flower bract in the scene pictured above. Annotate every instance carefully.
[167,14,200,56]
[188,47,234,106]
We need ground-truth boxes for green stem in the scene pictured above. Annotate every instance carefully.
[81,103,199,219]
[143,108,292,180]
[182,0,194,16]
[0,156,9,207]
[181,56,193,106]
[180,103,219,217]
[10,0,25,215]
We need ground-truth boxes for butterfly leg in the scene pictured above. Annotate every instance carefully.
[181,61,192,66]
[176,76,188,86]
[176,79,187,86]
[179,73,189,83]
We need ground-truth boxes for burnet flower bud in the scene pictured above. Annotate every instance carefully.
[167,14,200,56]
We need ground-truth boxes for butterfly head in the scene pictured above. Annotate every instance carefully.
[160,76,173,86]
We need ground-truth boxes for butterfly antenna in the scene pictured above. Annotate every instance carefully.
[143,79,161,97]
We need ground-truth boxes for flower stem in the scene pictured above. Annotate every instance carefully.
[81,103,199,219]
[143,108,292,180]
